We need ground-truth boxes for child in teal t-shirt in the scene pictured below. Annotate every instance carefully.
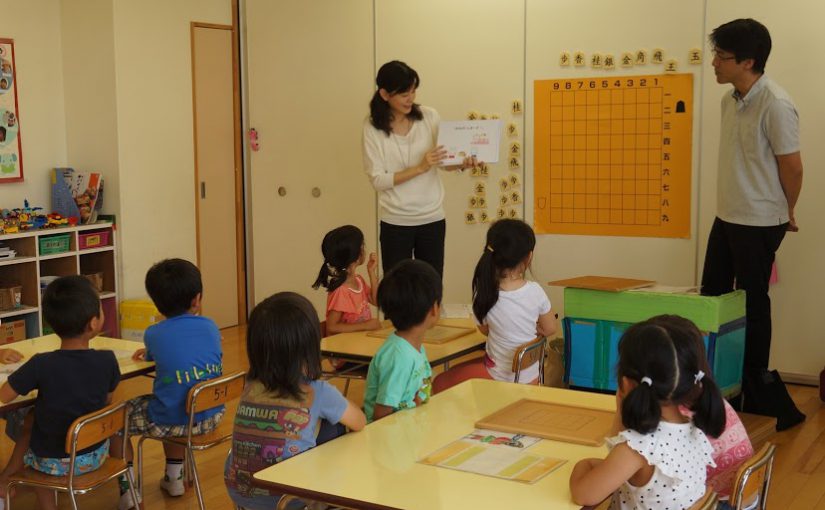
[364,260,441,422]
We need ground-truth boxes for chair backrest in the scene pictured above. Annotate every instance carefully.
[511,336,546,383]
[64,401,129,486]
[187,370,246,416]
[687,488,718,510]
[730,442,777,510]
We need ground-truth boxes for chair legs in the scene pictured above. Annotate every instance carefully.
[124,461,141,510]
[6,466,139,510]
[136,434,148,498]
[187,447,205,510]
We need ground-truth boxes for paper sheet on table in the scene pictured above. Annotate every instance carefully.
[627,284,699,294]
[108,348,137,360]
[419,429,565,484]
[437,120,501,165]
[441,303,472,319]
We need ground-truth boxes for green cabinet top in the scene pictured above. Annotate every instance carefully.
[564,288,745,332]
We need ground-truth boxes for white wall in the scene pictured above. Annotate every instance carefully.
[244,0,377,313]
[700,1,825,379]
[111,0,231,297]
[0,0,68,208]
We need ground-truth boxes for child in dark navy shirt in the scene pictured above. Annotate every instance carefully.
[0,276,119,510]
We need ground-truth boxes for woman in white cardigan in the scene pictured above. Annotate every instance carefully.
[362,61,472,277]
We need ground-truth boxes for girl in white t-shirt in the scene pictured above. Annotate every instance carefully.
[569,316,727,510]
[431,219,556,392]
[472,219,557,382]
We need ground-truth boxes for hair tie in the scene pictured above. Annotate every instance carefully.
[325,262,339,277]
[486,245,494,253]
[694,370,705,384]
[640,376,653,386]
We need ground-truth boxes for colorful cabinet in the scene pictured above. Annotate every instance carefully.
[562,288,746,397]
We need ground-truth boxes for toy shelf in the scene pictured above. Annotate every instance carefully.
[0,222,119,341]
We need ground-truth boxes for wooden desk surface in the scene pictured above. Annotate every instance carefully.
[321,317,486,367]
[253,379,614,510]
[0,335,155,410]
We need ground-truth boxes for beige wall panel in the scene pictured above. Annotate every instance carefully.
[0,0,68,207]
[112,0,231,298]
[525,0,706,316]
[701,1,825,378]
[245,0,376,314]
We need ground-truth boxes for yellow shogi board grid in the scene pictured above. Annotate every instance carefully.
[534,73,693,238]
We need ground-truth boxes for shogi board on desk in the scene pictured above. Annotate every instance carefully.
[367,323,475,344]
[475,398,614,446]
[548,275,655,292]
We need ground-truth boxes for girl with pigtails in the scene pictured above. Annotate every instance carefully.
[312,225,380,336]
[570,315,727,510]
[432,219,556,393]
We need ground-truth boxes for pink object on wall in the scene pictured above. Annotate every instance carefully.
[769,261,778,285]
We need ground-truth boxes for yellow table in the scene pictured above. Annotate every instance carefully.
[253,379,614,510]
[321,317,486,369]
[0,335,155,411]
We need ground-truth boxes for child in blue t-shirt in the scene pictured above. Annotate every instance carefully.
[363,259,441,422]
[116,258,223,509]
[0,276,120,510]
[225,292,365,510]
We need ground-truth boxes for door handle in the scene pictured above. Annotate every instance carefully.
[201,182,206,199]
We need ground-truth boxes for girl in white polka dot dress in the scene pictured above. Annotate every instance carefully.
[569,316,727,510]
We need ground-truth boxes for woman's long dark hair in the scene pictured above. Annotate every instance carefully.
[312,225,364,292]
[617,315,726,437]
[471,219,536,323]
[246,292,322,400]
[369,60,423,135]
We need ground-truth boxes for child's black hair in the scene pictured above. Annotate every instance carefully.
[145,258,203,317]
[617,315,726,437]
[710,18,772,74]
[42,275,101,338]
[377,259,442,331]
[246,292,322,400]
[312,225,364,293]
[369,60,424,136]
[472,219,536,323]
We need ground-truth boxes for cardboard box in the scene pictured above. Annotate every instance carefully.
[0,320,25,344]
[120,298,161,342]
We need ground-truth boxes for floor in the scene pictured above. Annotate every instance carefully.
[1,325,822,509]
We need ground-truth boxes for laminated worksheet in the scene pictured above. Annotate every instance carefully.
[438,120,502,165]
[419,429,565,484]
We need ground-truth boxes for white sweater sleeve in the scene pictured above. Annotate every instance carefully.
[362,121,395,192]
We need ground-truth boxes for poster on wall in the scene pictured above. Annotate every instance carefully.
[533,73,693,238]
[0,38,23,183]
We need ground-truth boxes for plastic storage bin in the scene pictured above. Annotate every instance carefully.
[78,230,110,250]
[562,288,746,397]
[120,298,161,342]
[39,233,71,255]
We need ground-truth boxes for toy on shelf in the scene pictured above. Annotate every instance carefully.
[12,200,45,231]
[0,200,79,234]
[0,210,19,234]
[45,213,69,228]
